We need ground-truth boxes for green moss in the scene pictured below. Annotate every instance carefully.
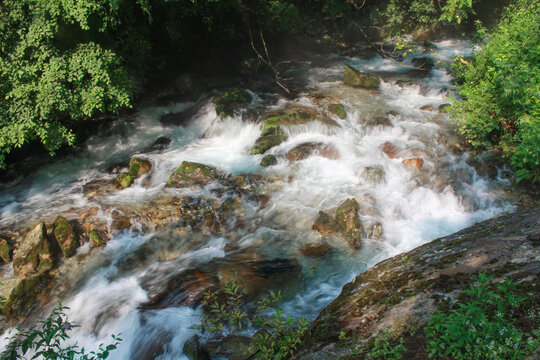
[128,157,152,178]
[114,172,134,189]
[250,134,288,155]
[0,238,12,263]
[53,216,78,257]
[1,274,50,320]
[260,154,278,167]
[213,88,251,117]
[328,103,346,119]
[344,65,379,89]
[166,161,218,187]
[335,198,364,248]
[89,230,104,247]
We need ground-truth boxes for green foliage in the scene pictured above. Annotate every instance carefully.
[1,304,121,360]
[365,329,406,360]
[448,0,540,182]
[425,273,539,359]
[193,281,309,360]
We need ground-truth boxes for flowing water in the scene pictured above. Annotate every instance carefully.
[0,40,515,358]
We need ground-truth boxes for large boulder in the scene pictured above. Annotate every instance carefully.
[344,65,379,89]
[129,157,152,178]
[0,274,50,320]
[201,335,256,360]
[250,133,288,155]
[335,199,365,249]
[13,222,55,277]
[213,89,251,117]
[52,216,79,257]
[167,161,219,188]
[0,238,12,263]
[286,143,339,162]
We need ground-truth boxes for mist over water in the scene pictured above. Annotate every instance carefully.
[0,40,513,358]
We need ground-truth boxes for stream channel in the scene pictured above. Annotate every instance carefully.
[0,40,517,358]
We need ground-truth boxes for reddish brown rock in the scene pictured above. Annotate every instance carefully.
[300,244,333,257]
[402,158,424,169]
[286,143,339,162]
[381,142,400,159]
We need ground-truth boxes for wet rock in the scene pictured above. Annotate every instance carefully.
[335,199,364,249]
[312,211,338,235]
[260,154,278,167]
[0,238,12,263]
[301,243,333,257]
[360,166,385,185]
[412,27,435,43]
[111,212,131,232]
[286,143,339,162]
[250,134,288,155]
[263,106,338,129]
[89,229,107,248]
[13,222,54,277]
[419,104,435,111]
[113,172,134,189]
[344,65,379,89]
[52,216,79,257]
[213,89,251,117]
[201,335,255,360]
[167,161,219,188]
[367,116,392,127]
[411,57,435,70]
[184,335,210,360]
[355,194,380,217]
[128,158,152,178]
[381,141,400,159]
[0,274,50,320]
[328,103,346,119]
[159,105,197,127]
[402,158,424,169]
[366,222,383,239]
[150,136,171,151]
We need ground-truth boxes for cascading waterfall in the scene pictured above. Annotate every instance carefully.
[0,40,513,359]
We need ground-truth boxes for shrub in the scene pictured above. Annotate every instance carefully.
[448,0,540,182]
[425,273,539,359]
[1,304,121,360]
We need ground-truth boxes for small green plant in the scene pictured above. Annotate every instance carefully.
[425,273,539,359]
[1,304,121,360]
[354,329,407,360]
[193,281,309,360]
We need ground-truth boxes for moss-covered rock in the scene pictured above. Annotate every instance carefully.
[0,274,50,320]
[312,211,338,235]
[0,238,12,263]
[328,103,346,119]
[13,222,54,277]
[52,216,79,257]
[167,161,219,188]
[361,166,386,184]
[89,229,106,248]
[128,157,152,178]
[212,89,251,117]
[335,199,364,249]
[260,154,278,167]
[114,172,134,189]
[250,134,288,155]
[344,65,379,89]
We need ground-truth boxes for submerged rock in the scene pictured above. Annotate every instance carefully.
[300,243,333,257]
[13,222,54,277]
[296,207,540,359]
[52,216,79,257]
[113,172,134,189]
[312,211,338,235]
[260,154,278,167]
[328,103,346,119]
[213,89,251,117]
[360,166,385,185]
[402,158,424,169]
[335,199,364,249]
[286,143,339,162]
[129,157,152,178]
[344,65,379,89]
[0,238,12,263]
[250,134,288,155]
[167,161,219,188]
[381,141,400,159]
